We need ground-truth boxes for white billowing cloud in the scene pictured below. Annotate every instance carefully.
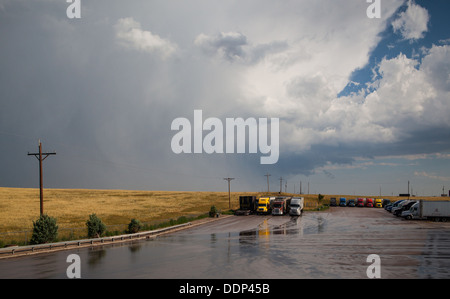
[392,0,429,41]
[115,17,177,58]
[268,44,450,155]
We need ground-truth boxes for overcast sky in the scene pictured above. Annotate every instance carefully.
[1,0,449,196]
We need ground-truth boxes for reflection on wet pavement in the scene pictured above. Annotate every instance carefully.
[1,208,450,278]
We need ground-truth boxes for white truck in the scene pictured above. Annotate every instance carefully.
[401,200,450,222]
[289,197,304,216]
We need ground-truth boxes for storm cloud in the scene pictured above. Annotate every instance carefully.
[1,0,449,194]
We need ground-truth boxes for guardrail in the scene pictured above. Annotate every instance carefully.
[0,222,192,259]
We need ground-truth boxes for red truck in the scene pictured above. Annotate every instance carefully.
[365,198,374,207]
[357,198,365,207]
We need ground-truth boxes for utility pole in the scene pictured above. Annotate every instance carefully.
[279,177,283,193]
[408,180,410,200]
[28,140,56,216]
[300,180,302,194]
[264,173,271,193]
[224,178,234,209]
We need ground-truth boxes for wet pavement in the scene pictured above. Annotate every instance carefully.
[1,207,450,278]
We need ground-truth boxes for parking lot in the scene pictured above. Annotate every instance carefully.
[1,205,449,279]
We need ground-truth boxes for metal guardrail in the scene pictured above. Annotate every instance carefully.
[0,222,192,258]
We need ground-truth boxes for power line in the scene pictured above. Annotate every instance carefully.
[264,173,271,193]
[223,178,235,209]
[27,140,56,216]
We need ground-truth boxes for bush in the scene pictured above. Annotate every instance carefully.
[29,214,58,245]
[86,213,106,238]
[209,205,218,217]
[128,218,142,234]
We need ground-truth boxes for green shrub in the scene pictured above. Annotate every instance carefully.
[86,213,106,238]
[128,218,142,234]
[209,205,218,217]
[29,214,58,245]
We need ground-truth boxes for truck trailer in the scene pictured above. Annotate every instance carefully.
[402,200,450,221]
[235,196,257,215]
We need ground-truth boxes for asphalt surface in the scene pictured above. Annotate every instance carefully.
[1,207,449,278]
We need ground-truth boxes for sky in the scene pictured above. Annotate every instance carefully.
[1,0,449,196]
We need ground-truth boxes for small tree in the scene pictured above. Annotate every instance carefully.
[30,214,58,245]
[318,194,324,203]
[209,205,218,217]
[86,213,106,238]
[128,218,141,234]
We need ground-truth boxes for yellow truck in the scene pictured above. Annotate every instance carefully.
[257,197,271,215]
[375,198,383,208]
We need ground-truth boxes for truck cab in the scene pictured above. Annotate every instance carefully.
[272,198,286,215]
[330,198,337,206]
[375,199,383,208]
[357,198,365,207]
[339,197,346,207]
[365,198,374,207]
[257,197,271,215]
[289,197,304,216]
[347,199,356,207]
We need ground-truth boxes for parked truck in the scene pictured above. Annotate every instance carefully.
[289,197,304,216]
[357,198,365,207]
[272,197,287,215]
[339,197,346,207]
[375,199,383,208]
[393,200,416,217]
[256,197,271,215]
[365,198,374,207]
[402,200,450,221]
[330,198,337,206]
[347,199,356,207]
[235,196,257,215]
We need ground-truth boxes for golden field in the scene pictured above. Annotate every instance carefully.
[0,187,447,234]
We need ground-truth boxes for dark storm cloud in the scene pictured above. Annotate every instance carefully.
[1,0,449,194]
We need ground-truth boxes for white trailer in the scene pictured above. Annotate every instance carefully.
[402,200,450,221]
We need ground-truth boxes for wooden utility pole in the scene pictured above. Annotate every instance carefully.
[279,177,283,193]
[224,178,234,209]
[264,173,271,193]
[28,140,56,215]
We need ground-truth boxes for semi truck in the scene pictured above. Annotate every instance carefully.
[235,196,257,215]
[375,199,383,208]
[289,197,304,216]
[393,200,416,217]
[339,197,346,207]
[272,197,287,215]
[256,197,271,215]
[330,198,337,206]
[365,198,374,207]
[401,200,450,221]
[347,199,356,207]
[357,198,365,207]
